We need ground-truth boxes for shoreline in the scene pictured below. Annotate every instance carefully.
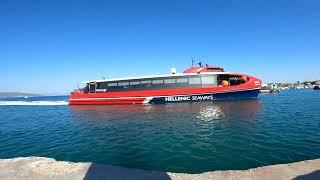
[0,157,319,179]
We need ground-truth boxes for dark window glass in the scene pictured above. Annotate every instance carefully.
[118,82,129,86]
[130,81,140,85]
[164,79,176,84]
[96,83,102,89]
[128,81,140,89]
[97,82,108,89]
[189,77,201,84]
[152,79,163,84]
[201,77,215,85]
[108,82,117,87]
[176,78,188,83]
[141,80,151,84]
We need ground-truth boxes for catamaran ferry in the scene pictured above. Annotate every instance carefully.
[69,65,261,105]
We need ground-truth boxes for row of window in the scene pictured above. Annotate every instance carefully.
[95,76,216,89]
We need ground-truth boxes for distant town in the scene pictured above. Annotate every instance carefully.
[263,80,320,90]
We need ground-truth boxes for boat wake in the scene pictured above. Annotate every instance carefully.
[0,101,69,106]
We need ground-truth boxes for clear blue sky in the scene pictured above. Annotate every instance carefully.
[1,0,319,94]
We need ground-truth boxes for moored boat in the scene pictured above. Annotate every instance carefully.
[69,65,262,105]
[260,87,280,94]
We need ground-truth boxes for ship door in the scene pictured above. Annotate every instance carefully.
[89,82,96,93]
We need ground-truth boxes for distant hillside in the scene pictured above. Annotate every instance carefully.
[0,92,42,98]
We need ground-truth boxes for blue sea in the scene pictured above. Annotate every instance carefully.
[0,89,319,173]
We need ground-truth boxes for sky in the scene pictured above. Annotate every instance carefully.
[1,0,320,94]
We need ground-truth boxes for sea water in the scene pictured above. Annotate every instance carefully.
[0,90,319,173]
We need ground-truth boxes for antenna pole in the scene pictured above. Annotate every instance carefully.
[100,72,105,80]
[191,56,195,67]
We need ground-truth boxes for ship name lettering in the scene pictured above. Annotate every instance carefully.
[192,95,214,101]
[165,96,191,102]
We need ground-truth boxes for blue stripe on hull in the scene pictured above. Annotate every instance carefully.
[148,89,260,104]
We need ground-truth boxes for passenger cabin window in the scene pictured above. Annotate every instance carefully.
[189,77,201,84]
[152,79,164,84]
[164,79,176,84]
[129,81,140,89]
[118,82,129,89]
[108,82,117,87]
[141,80,151,84]
[201,77,215,85]
[152,79,163,89]
[118,82,129,86]
[140,80,151,88]
[176,78,188,84]
[130,81,140,85]
[96,82,108,89]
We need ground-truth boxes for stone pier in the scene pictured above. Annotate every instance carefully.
[0,157,319,180]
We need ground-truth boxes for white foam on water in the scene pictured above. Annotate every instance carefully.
[197,105,225,120]
[0,101,69,106]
